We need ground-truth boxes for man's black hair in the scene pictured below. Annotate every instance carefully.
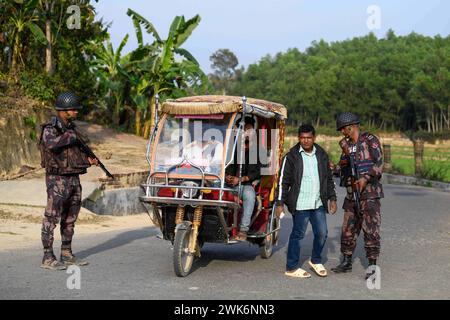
[298,124,316,136]
[244,116,255,127]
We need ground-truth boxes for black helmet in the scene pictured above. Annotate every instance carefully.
[336,112,360,131]
[55,92,82,111]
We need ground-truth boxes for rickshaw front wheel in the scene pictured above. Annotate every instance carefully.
[260,219,278,259]
[173,224,195,277]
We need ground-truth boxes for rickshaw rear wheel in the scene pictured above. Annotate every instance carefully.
[173,224,195,277]
[260,233,274,259]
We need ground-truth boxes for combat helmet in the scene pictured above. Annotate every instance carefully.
[55,92,82,111]
[336,112,360,131]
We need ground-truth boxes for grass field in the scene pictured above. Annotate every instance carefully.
[283,135,450,183]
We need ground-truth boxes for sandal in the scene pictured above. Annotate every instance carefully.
[234,231,247,242]
[308,261,327,277]
[284,268,311,278]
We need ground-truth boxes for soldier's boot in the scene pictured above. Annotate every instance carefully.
[60,249,89,266]
[41,251,67,271]
[365,258,377,280]
[331,254,353,273]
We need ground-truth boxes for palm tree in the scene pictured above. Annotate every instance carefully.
[38,0,56,75]
[38,0,100,75]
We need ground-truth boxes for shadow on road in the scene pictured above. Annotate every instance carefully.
[76,227,159,259]
[189,215,370,274]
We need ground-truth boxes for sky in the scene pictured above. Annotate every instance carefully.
[93,0,450,74]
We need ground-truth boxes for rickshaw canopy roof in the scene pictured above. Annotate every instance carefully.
[161,95,287,119]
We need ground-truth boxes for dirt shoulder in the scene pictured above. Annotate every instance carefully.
[0,119,156,251]
[0,204,155,251]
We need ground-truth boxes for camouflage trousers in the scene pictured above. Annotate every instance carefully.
[41,174,82,256]
[340,198,381,260]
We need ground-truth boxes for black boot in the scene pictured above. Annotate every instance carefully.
[365,259,377,280]
[331,255,352,273]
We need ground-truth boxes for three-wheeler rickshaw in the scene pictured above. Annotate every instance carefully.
[140,95,287,276]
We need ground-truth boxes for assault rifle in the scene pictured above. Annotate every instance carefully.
[52,117,114,179]
[339,138,361,216]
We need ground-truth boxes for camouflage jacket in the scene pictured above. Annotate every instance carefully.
[39,116,90,175]
[338,132,384,200]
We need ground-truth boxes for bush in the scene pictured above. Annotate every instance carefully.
[23,115,37,140]
[20,71,55,102]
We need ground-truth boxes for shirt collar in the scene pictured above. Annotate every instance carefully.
[299,145,316,156]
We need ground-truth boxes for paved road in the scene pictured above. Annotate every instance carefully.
[1,183,449,300]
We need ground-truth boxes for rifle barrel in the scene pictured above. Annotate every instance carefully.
[74,130,114,179]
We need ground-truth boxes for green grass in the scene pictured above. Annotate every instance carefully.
[391,158,450,182]
[390,146,450,158]
[391,158,415,176]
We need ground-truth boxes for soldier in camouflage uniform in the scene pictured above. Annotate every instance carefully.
[330,112,384,280]
[39,92,98,270]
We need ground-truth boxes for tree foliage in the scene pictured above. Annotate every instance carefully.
[209,48,239,94]
[230,31,450,133]
[0,1,208,137]
[0,0,107,104]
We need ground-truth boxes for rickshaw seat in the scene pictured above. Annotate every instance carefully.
[233,175,274,208]
[257,175,275,207]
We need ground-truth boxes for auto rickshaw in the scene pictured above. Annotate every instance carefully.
[139,95,287,277]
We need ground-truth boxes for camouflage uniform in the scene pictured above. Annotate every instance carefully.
[39,116,90,261]
[338,132,383,260]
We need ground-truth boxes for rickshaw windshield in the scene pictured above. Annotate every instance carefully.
[154,114,232,176]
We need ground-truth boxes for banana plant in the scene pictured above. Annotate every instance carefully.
[126,9,203,137]
[130,78,150,136]
[88,34,130,126]
[6,0,47,75]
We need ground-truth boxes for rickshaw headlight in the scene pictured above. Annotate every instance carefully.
[180,181,198,198]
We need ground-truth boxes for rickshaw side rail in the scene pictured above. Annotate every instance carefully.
[142,184,235,192]
[141,183,235,201]
[246,226,281,239]
[139,196,239,209]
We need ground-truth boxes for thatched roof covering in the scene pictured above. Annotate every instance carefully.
[161,95,287,119]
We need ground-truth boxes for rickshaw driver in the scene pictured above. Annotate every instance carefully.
[225,117,261,241]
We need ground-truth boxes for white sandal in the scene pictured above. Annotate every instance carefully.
[309,261,327,277]
[284,268,311,278]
